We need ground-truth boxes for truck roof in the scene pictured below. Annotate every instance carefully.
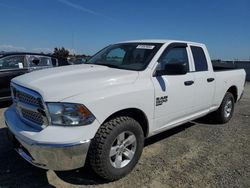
[0,52,54,58]
[119,39,204,46]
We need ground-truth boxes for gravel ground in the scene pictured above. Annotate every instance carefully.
[0,83,249,188]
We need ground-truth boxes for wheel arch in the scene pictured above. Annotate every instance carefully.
[103,108,149,138]
[227,85,238,102]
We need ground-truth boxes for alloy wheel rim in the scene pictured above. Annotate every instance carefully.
[109,131,137,168]
[224,99,233,118]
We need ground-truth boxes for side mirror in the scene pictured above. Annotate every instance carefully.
[155,62,188,76]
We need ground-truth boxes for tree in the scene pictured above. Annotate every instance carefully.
[53,47,70,59]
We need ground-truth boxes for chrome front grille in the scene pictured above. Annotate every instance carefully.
[21,108,44,125]
[11,83,48,129]
[18,91,39,106]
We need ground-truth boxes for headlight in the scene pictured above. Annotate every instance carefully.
[47,103,95,126]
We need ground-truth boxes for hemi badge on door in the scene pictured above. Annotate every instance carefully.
[156,96,168,106]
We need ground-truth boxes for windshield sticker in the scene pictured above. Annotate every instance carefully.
[136,45,155,49]
[18,63,23,69]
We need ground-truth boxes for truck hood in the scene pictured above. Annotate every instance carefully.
[12,64,139,101]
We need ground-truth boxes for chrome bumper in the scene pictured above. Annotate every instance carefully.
[6,127,90,171]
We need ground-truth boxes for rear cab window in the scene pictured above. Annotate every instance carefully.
[191,46,208,71]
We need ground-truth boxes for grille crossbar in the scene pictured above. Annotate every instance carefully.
[11,83,48,129]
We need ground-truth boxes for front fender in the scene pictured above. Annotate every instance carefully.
[62,81,154,130]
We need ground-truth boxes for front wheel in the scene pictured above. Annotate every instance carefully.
[213,92,235,123]
[88,116,144,181]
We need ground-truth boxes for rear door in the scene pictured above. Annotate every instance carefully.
[0,55,27,100]
[152,43,195,130]
[190,45,215,112]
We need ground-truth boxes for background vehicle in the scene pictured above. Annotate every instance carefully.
[67,56,90,65]
[4,40,246,181]
[0,52,69,102]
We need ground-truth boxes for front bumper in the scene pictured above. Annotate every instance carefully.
[7,129,90,171]
[4,105,93,171]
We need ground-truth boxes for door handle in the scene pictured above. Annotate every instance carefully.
[207,78,215,82]
[184,80,194,86]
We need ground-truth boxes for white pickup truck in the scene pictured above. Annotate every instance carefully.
[4,40,246,181]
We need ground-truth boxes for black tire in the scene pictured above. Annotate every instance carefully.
[213,92,235,124]
[88,116,144,181]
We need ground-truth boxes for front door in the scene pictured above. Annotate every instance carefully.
[152,43,195,131]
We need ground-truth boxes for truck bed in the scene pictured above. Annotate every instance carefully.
[213,68,246,106]
[212,61,238,72]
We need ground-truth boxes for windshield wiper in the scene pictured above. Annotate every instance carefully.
[91,63,120,69]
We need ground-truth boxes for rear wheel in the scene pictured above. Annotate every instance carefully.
[213,92,235,123]
[88,116,144,181]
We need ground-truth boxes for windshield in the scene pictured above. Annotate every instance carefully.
[86,43,162,71]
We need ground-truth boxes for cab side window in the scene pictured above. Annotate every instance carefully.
[191,46,208,71]
[159,47,189,71]
[0,56,25,70]
[27,55,53,68]
[39,57,53,66]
